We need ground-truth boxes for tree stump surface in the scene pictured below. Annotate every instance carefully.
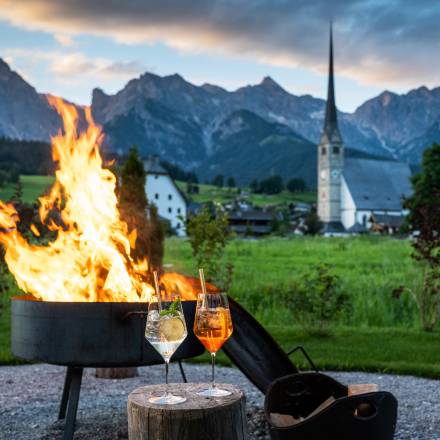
[128,383,249,440]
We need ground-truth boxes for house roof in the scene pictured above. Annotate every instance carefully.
[228,210,273,222]
[343,158,412,210]
[370,213,405,228]
[143,157,168,175]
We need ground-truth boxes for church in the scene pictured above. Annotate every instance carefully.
[317,27,412,234]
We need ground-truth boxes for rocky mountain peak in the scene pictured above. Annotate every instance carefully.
[0,57,10,72]
[259,76,285,92]
[380,90,396,107]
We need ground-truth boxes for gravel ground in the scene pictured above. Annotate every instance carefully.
[0,363,439,439]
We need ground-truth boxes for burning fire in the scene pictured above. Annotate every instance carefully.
[0,97,196,302]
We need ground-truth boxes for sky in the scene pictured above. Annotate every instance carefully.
[1,0,440,113]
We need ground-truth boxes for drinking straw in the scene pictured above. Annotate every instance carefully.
[153,270,162,308]
[199,268,207,294]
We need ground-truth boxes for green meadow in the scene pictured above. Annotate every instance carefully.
[175,180,316,206]
[0,175,54,204]
[0,177,438,378]
[165,236,420,328]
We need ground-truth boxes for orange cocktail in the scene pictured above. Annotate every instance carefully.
[193,292,233,397]
[193,307,233,353]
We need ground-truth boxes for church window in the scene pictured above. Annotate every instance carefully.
[333,146,340,154]
[154,193,159,200]
[154,175,158,179]
[321,147,327,155]
[177,208,181,214]
[168,207,172,213]
[168,194,172,200]
[176,222,181,229]
[362,215,367,227]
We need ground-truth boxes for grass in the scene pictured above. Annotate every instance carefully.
[0,176,436,378]
[176,180,316,206]
[0,175,54,204]
[165,236,420,328]
[191,326,440,379]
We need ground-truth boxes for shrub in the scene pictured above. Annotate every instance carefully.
[404,144,440,331]
[281,264,350,336]
[186,206,233,290]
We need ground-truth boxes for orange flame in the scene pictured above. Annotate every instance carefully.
[0,97,197,302]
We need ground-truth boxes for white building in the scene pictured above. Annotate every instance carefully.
[317,26,412,234]
[144,157,187,236]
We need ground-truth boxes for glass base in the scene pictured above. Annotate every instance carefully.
[148,393,187,405]
[197,387,232,397]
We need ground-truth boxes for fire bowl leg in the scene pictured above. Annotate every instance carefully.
[59,367,73,420]
[178,360,188,383]
[60,366,83,440]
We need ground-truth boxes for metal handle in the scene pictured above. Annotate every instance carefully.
[286,345,319,372]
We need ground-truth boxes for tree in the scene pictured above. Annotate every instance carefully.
[303,208,323,235]
[259,175,284,194]
[119,147,164,271]
[287,178,306,193]
[186,206,233,290]
[404,144,440,331]
[227,177,236,189]
[249,178,259,194]
[212,174,224,188]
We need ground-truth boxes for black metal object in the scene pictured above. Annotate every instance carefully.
[223,297,298,394]
[58,367,83,440]
[265,372,398,440]
[286,345,319,372]
[11,296,204,367]
[11,296,203,440]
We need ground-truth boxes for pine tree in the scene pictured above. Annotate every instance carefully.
[118,147,164,272]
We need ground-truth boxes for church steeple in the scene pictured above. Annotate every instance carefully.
[325,24,337,130]
[317,22,345,232]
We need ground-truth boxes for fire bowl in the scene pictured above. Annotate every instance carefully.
[11,296,204,367]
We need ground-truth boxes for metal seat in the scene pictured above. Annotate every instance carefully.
[223,296,299,393]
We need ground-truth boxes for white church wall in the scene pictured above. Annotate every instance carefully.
[145,174,187,236]
[340,176,356,229]
[356,210,372,228]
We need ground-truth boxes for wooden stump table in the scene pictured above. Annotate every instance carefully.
[128,383,249,440]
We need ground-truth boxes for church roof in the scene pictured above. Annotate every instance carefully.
[343,158,412,210]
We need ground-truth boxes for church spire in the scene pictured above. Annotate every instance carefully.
[324,22,338,134]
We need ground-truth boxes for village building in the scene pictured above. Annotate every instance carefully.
[317,27,412,234]
[227,209,274,236]
[143,156,187,236]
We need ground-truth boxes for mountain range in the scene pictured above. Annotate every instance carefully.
[1,57,438,186]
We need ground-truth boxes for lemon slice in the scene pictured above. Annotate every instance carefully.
[160,316,186,341]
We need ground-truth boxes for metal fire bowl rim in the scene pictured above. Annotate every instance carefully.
[11,295,196,304]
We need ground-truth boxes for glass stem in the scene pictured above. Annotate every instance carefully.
[211,352,216,389]
[165,359,170,395]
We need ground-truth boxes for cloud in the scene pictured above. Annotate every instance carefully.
[1,0,440,89]
[5,48,146,80]
[54,34,76,47]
